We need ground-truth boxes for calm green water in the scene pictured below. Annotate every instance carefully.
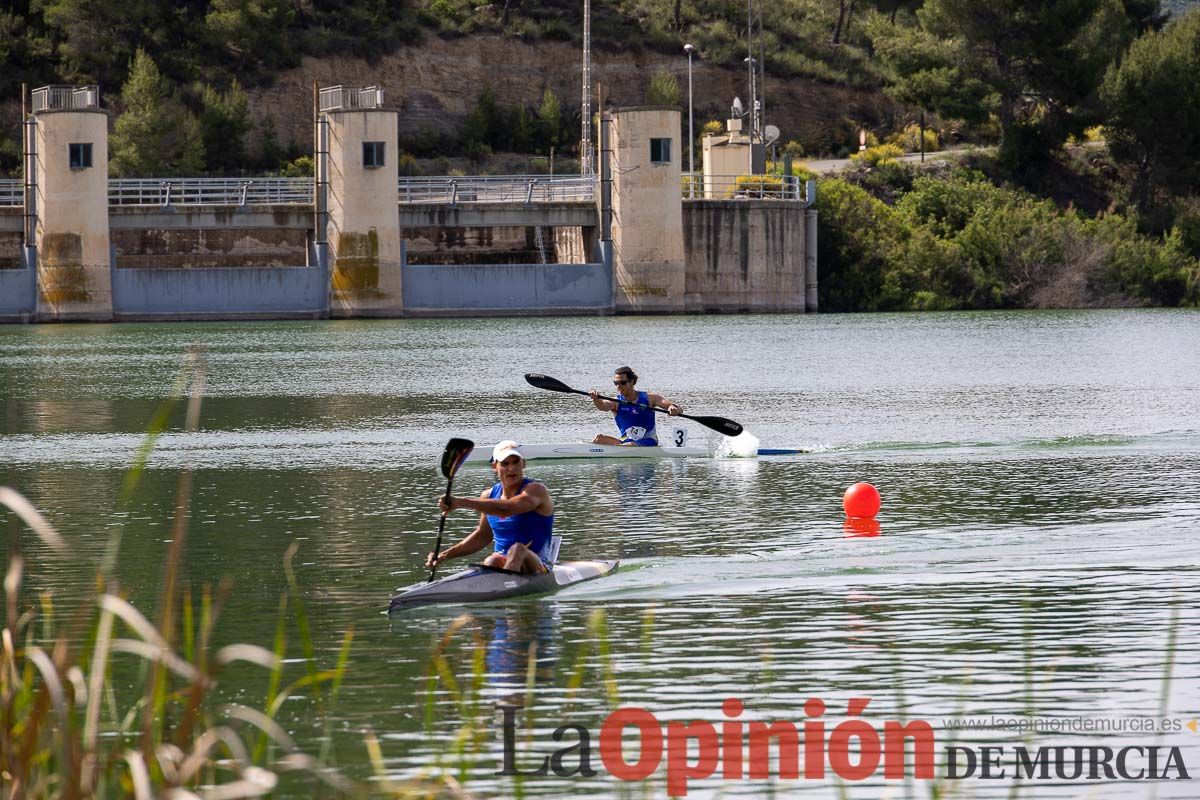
[1,310,1198,798]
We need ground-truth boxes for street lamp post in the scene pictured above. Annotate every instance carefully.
[684,43,695,197]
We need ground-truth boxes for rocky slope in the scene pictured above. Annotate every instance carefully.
[248,35,901,160]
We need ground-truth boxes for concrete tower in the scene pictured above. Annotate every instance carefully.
[608,107,685,312]
[32,85,112,321]
[320,85,403,317]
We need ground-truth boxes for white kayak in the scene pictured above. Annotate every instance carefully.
[463,441,709,464]
[388,560,619,612]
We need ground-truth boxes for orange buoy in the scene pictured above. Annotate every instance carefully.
[843,482,881,519]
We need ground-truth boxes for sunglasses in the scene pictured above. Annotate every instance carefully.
[613,380,629,386]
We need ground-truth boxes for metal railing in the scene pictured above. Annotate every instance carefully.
[0,180,21,207]
[108,178,313,206]
[684,173,805,201]
[0,175,597,208]
[32,85,100,112]
[397,175,595,204]
[319,85,384,112]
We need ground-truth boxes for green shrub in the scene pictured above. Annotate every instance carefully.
[899,229,966,310]
[279,155,313,177]
[814,179,906,311]
[1066,125,1104,145]
[397,151,421,177]
[765,159,817,187]
[846,159,915,203]
[952,201,1070,307]
[816,165,1200,311]
[1170,197,1200,260]
[421,0,471,29]
[890,123,940,153]
[503,16,539,38]
[540,16,574,40]
[1090,214,1200,306]
[850,142,903,166]
[770,49,845,83]
[729,174,785,198]
[895,174,1010,238]
[646,69,681,107]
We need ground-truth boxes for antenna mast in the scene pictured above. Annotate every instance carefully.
[581,0,593,175]
[746,0,764,141]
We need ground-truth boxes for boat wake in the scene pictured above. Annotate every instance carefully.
[716,431,760,458]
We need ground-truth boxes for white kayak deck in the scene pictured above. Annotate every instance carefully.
[463,441,709,464]
[388,559,619,612]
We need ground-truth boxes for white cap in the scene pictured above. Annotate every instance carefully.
[491,440,524,463]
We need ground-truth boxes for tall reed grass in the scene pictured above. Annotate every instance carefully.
[0,350,459,799]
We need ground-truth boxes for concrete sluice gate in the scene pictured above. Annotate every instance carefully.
[1,87,817,323]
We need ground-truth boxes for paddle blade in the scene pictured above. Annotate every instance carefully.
[440,438,475,480]
[690,415,744,437]
[525,373,576,394]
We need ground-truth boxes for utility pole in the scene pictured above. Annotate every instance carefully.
[757,0,765,137]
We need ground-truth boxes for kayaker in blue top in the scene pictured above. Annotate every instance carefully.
[589,366,683,446]
[426,441,555,575]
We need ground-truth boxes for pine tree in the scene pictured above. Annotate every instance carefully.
[206,0,295,72]
[200,80,250,174]
[512,105,534,153]
[40,0,160,87]
[1101,8,1200,202]
[646,70,681,107]
[537,87,561,152]
[110,49,205,177]
[873,0,1134,169]
[0,7,54,96]
[256,114,285,171]
[462,87,497,150]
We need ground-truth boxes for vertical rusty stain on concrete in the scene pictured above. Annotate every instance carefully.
[39,232,90,304]
[739,206,750,279]
[332,229,381,297]
[708,207,721,275]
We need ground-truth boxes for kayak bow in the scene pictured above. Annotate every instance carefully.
[388,559,619,612]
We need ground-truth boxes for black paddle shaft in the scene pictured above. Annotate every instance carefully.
[428,438,475,582]
[524,373,743,437]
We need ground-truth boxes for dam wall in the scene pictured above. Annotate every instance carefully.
[2,87,817,322]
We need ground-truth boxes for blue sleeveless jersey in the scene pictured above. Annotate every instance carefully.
[615,390,658,446]
[487,479,554,561]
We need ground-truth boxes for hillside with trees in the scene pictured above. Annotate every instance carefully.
[1,0,1196,174]
[0,0,1197,309]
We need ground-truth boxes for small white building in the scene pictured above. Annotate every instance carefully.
[701,113,768,199]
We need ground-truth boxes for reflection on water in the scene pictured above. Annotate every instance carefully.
[613,461,657,497]
[2,311,1199,798]
[843,518,881,538]
[388,602,561,704]
[483,604,559,696]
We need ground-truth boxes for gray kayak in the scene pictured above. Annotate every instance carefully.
[388,560,619,613]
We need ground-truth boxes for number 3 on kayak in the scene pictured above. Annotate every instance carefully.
[670,427,689,448]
